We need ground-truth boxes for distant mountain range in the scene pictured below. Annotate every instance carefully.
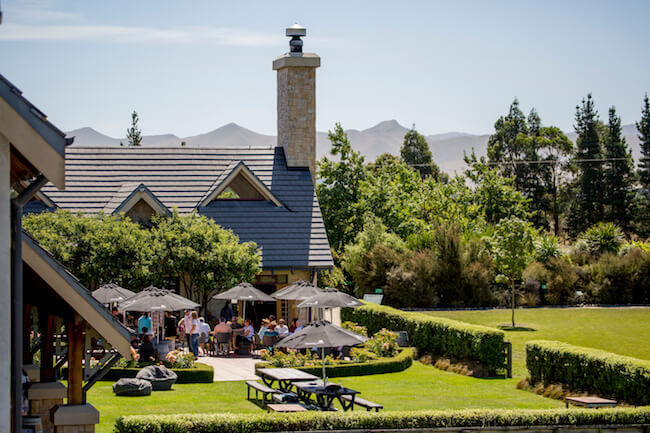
[67,120,643,175]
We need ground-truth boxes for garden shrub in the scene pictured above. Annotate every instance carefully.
[590,249,650,304]
[74,361,214,383]
[523,257,586,305]
[116,407,650,433]
[580,222,625,257]
[526,340,650,405]
[255,347,414,378]
[342,303,506,375]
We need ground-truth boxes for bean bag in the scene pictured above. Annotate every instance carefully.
[112,378,152,396]
[135,365,178,391]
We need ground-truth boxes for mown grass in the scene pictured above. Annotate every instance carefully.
[425,307,650,376]
[89,362,560,433]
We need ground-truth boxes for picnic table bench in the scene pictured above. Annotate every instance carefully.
[565,396,617,408]
[293,381,360,411]
[246,381,280,406]
[256,368,319,392]
[267,403,308,413]
[341,394,383,412]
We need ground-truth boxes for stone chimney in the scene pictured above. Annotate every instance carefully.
[273,24,320,182]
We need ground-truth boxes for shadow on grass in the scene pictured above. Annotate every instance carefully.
[497,324,537,331]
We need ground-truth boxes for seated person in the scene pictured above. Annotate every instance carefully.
[257,319,270,339]
[288,318,298,333]
[294,320,304,333]
[213,319,232,336]
[241,319,254,343]
[277,319,289,337]
[264,322,279,338]
[138,334,157,362]
[230,316,243,330]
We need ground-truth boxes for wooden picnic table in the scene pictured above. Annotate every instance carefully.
[267,403,307,413]
[565,396,617,408]
[256,368,319,392]
[293,380,360,411]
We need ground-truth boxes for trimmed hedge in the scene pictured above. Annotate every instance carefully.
[255,347,414,378]
[115,407,650,433]
[343,303,506,374]
[63,362,214,384]
[526,340,650,405]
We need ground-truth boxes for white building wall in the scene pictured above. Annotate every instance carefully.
[0,134,11,433]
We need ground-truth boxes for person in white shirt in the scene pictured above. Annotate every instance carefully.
[189,311,200,358]
[277,318,289,337]
[198,317,212,355]
[257,319,270,339]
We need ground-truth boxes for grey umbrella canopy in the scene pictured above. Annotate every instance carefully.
[276,320,368,383]
[271,280,322,301]
[92,283,136,305]
[212,282,275,320]
[297,287,364,309]
[119,286,199,312]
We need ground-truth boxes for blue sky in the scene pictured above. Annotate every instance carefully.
[1,0,649,138]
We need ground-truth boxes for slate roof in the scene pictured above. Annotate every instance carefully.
[39,146,333,270]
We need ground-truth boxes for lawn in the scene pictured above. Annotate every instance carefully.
[425,307,650,376]
[89,362,561,433]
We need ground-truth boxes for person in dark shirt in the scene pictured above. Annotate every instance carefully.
[138,334,157,362]
[164,311,177,348]
[220,301,233,322]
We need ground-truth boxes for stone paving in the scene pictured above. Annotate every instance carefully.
[196,355,260,382]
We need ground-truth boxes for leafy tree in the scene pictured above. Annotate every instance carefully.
[603,107,635,229]
[126,110,142,146]
[400,127,441,180]
[150,210,260,313]
[568,94,605,237]
[317,123,367,250]
[636,94,650,236]
[491,216,536,327]
[487,99,529,190]
[23,210,154,290]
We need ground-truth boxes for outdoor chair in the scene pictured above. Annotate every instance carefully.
[215,332,232,356]
[262,335,279,350]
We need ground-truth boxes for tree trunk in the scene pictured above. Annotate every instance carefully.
[511,280,516,328]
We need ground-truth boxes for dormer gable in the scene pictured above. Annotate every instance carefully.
[199,161,283,207]
[107,183,170,224]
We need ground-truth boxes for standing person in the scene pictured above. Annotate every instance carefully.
[164,311,177,349]
[137,312,151,335]
[189,311,200,358]
[182,310,192,353]
[220,301,233,322]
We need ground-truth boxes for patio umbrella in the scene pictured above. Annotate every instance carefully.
[92,283,136,305]
[212,282,275,320]
[297,287,364,309]
[119,286,199,312]
[276,320,368,383]
[271,280,322,301]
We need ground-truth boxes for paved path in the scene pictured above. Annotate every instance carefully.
[197,355,260,382]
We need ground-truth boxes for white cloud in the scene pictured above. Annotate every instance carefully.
[0,23,282,46]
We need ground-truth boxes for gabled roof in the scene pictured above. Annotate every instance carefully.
[199,161,284,207]
[22,231,133,358]
[105,182,171,216]
[40,146,333,269]
[0,73,70,188]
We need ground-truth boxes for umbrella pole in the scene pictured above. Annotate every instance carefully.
[243,301,246,321]
[322,347,327,385]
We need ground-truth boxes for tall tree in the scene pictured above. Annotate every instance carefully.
[126,110,142,146]
[568,94,604,237]
[317,123,367,251]
[400,127,441,180]
[603,107,635,229]
[635,93,650,236]
[487,98,529,190]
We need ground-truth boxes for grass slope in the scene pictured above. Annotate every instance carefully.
[90,363,560,433]
[425,307,650,376]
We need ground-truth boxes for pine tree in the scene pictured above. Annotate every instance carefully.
[603,107,634,229]
[487,99,529,190]
[568,94,604,237]
[126,111,142,146]
[400,127,441,180]
[635,93,650,236]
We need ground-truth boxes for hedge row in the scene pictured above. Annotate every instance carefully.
[342,303,506,374]
[115,407,650,433]
[255,347,414,378]
[63,362,214,384]
[526,340,650,405]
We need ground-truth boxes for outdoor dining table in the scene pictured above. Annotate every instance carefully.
[293,380,360,411]
[256,368,319,392]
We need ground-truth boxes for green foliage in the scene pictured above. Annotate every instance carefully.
[23,210,155,290]
[590,249,650,304]
[126,110,142,147]
[116,406,650,433]
[67,362,214,384]
[534,234,563,263]
[580,222,625,256]
[342,303,506,375]
[400,127,441,180]
[165,350,195,369]
[317,123,367,250]
[568,94,605,236]
[341,321,368,337]
[523,257,585,305]
[526,340,650,405]
[150,210,260,309]
[364,328,399,357]
[635,94,650,237]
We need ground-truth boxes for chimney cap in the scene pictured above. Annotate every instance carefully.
[286,23,306,37]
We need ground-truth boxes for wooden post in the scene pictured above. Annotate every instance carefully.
[40,311,56,382]
[67,314,84,405]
